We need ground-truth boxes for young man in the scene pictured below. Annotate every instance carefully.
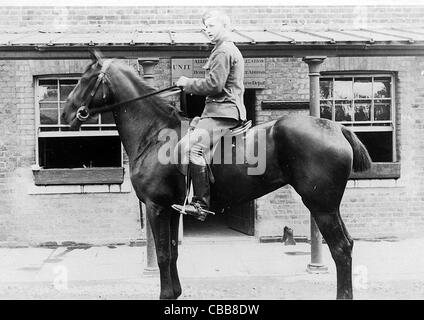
[171,10,247,221]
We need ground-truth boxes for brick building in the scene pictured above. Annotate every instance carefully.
[1,5,424,246]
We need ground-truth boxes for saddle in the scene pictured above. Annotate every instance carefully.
[176,118,252,179]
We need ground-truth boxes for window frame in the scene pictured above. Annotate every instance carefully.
[320,72,399,180]
[34,74,124,186]
[320,72,397,163]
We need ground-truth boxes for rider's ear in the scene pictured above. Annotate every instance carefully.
[89,49,103,66]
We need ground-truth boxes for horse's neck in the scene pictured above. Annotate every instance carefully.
[110,74,180,163]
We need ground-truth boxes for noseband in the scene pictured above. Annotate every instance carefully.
[75,59,182,123]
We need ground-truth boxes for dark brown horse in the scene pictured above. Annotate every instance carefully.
[62,52,371,300]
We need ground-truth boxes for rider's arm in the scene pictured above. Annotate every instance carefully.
[184,51,231,96]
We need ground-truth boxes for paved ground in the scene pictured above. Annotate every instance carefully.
[1,236,424,299]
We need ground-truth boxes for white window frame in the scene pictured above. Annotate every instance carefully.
[320,73,396,162]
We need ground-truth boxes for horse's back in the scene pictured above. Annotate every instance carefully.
[272,115,353,160]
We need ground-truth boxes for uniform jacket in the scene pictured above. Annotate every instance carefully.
[184,37,247,121]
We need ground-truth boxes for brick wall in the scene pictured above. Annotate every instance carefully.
[0,59,142,245]
[0,6,423,31]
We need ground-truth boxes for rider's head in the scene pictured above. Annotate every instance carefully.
[202,10,231,44]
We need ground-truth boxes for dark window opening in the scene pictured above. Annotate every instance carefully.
[39,136,122,169]
[356,131,393,162]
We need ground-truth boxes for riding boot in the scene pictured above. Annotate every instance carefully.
[172,163,215,221]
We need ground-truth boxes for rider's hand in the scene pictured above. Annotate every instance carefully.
[176,76,189,89]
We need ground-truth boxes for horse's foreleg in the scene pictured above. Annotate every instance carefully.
[146,201,174,299]
[170,211,182,298]
[311,209,354,300]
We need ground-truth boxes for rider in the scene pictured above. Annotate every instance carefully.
[171,10,247,221]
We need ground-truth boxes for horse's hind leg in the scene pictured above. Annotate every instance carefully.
[310,208,354,299]
[170,212,182,298]
[146,201,175,299]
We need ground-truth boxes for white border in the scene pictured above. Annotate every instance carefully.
[1,0,423,6]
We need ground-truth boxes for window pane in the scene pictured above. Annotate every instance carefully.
[374,100,391,120]
[334,78,353,99]
[40,108,58,124]
[354,78,372,99]
[320,79,333,99]
[356,131,393,162]
[320,101,332,120]
[335,100,352,121]
[354,100,371,121]
[40,127,58,132]
[39,81,58,102]
[59,80,78,101]
[100,111,115,124]
[374,77,391,98]
[81,126,101,131]
[38,136,122,169]
[40,102,57,109]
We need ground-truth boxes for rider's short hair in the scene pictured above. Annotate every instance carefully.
[201,10,231,28]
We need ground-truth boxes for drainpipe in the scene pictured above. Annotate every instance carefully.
[138,58,160,274]
[302,56,329,274]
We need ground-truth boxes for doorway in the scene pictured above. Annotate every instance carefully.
[182,89,256,238]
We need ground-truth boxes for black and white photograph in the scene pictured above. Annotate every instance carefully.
[0,0,424,306]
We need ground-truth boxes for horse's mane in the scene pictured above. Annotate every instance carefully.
[107,59,182,126]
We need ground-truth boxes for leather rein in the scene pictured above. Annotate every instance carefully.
[75,59,182,123]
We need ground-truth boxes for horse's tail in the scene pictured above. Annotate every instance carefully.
[341,126,372,172]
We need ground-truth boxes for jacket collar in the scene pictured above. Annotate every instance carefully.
[211,33,232,52]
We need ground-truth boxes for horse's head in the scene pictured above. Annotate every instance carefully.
[61,50,113,130]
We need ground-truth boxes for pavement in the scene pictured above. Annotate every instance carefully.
[1,236,424,299]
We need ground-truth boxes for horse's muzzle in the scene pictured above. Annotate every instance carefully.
[69,117,83,131]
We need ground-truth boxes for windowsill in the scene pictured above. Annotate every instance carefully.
[32,167,125,185]
[349,162,400,180]
[29,167,131,194]
[27,182,132,195]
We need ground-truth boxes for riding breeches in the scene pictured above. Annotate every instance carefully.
[174,117,238,166]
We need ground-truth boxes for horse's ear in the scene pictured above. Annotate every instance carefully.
[89,49,103,66]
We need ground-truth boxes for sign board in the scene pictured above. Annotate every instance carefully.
[172,58,266,89]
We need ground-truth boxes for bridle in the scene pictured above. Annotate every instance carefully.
[74,59,182,124]
[75,59,113,122]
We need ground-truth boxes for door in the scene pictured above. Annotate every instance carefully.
[225,89,256,235]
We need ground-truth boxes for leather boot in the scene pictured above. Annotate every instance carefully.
[172,163,215,221]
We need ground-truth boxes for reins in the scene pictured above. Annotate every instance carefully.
[75,58,182,122]
[89,85,182,115]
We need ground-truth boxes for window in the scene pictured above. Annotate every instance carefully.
[34,77,124,185]
[320,74,399,179]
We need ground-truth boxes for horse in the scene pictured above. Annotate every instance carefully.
[62,51,371,300]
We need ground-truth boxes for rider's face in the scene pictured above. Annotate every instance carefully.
[204,17,227,43]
